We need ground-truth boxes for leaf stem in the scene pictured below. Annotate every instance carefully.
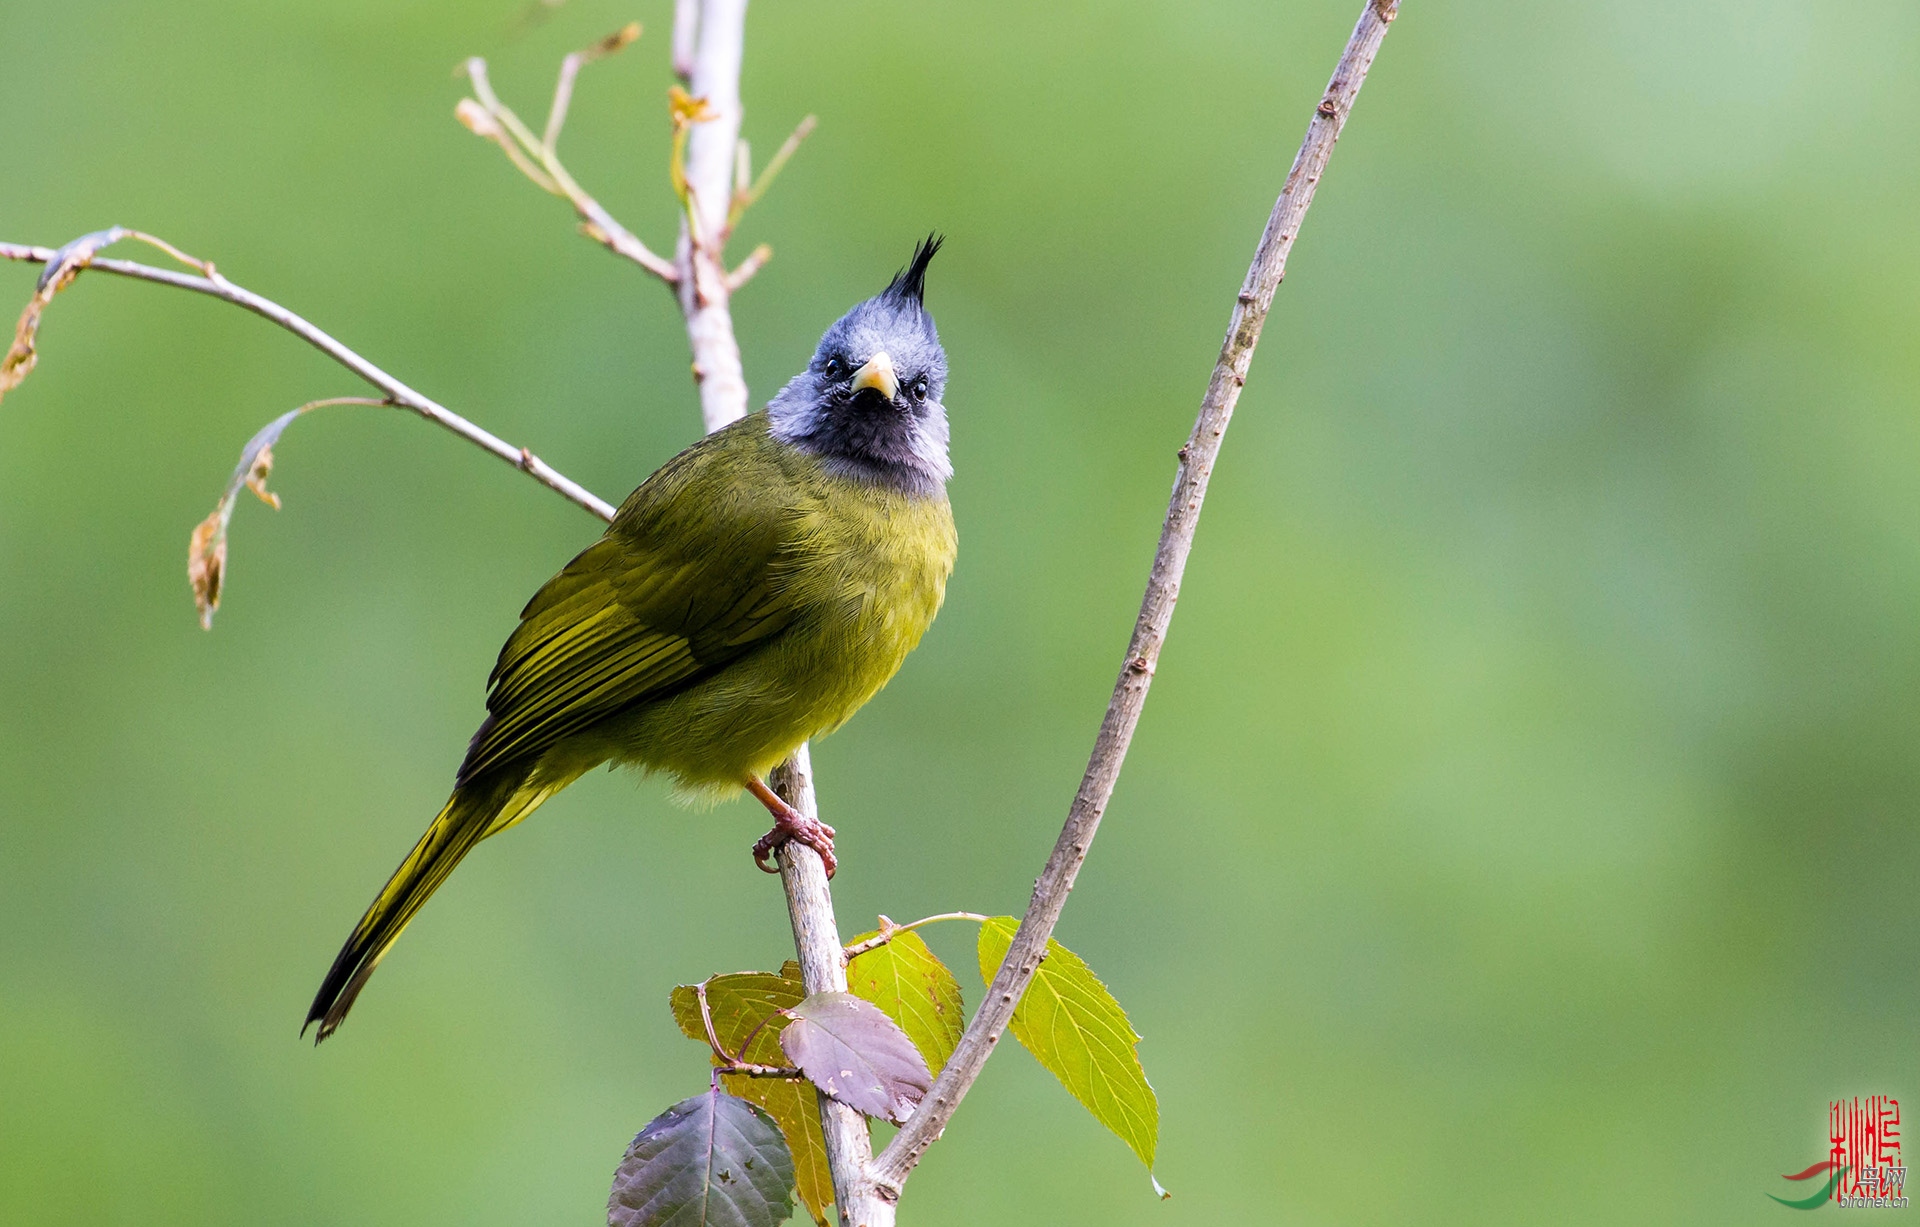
[843,912,992,959]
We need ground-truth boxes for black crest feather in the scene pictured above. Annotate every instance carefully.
[886,233,944,305]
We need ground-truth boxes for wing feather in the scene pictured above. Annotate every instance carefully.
[457,421,802,783]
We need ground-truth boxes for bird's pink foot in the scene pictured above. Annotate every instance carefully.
[745,777,838,877]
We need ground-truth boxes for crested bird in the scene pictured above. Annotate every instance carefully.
[305,237,956,1041]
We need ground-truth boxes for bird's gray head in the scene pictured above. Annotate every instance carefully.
[768,236,951,497]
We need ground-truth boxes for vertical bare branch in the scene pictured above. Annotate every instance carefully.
[768,750,893,1227]
[676,0,751,434]
[672,0,699,83]
[669,4,871,1220]
[870,0,1405,1197]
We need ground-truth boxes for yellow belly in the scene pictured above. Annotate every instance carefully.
[577,452,955,801]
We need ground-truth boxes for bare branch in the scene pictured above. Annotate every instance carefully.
[767,747,893,1225]
[723,243,772,292]
[870,0,1406,1197]
[671,0,699,82]
[673,0,751,434]
[667,6,873,1218]
[729,114,816,231]
[544,22,643,152]
[1,237,618,522]
[460,50,679,283]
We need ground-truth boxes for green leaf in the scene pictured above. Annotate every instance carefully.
[978,917,1163,1190]
[669,966,806,1058]
[607,1087,794,1227]
[846,930,965,1073]
[669,966,833,1226]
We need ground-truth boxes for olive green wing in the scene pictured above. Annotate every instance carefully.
[457,427,803,782]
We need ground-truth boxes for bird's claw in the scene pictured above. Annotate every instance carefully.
[752,810,838,877]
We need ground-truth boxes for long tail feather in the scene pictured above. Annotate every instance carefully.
[304,768,559,1042]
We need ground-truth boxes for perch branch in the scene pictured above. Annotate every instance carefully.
[0,236,617,522]
[767,747,891,1227]
[662,4,871,1220]
[871,0,1405,1197]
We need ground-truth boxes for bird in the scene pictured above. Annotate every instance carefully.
[304,237,956,1042]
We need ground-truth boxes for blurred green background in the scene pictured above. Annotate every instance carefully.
[3,1,1916,1223]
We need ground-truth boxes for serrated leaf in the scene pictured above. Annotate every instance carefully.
[979,917,1162,1187]
[668,967,831,1225]
[721,1075,830,1227]
[780,992,930,1124]
[669,968,806,1057]
[607,1087,794,1227]
[846,930,964,1075]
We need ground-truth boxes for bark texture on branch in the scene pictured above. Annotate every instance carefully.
[769,750,893,1227]
[871,0,1404,1196]
[668,4,877,1222]
[676,0,751,435]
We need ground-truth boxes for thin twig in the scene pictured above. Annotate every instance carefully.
[0,238,618,522]
[693,977,804,1080]
[720,1061,806,1079]
[728,114,816,231]
[871,0,1405,1198]
[723,243,772,292]
[460,50,679,283]
[842,912,991,960]
[544,22,644,152]
[694,981,731,1063]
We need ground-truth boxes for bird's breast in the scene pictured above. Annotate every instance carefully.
[776,477,955,729]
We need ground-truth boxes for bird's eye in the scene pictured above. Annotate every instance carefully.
[911,378,929,401]
[823,356,845,379]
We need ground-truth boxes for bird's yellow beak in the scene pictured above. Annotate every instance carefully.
[850,351,899,400]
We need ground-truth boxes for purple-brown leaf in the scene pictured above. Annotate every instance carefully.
[606,1087,794,1227]
[778,991,931,1124]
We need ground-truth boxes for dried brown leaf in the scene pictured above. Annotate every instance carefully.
[588,22,642,59]
[1,227,128,402]
[187,397,380,628]
[188,512,227,631]
[244,445,280,509]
